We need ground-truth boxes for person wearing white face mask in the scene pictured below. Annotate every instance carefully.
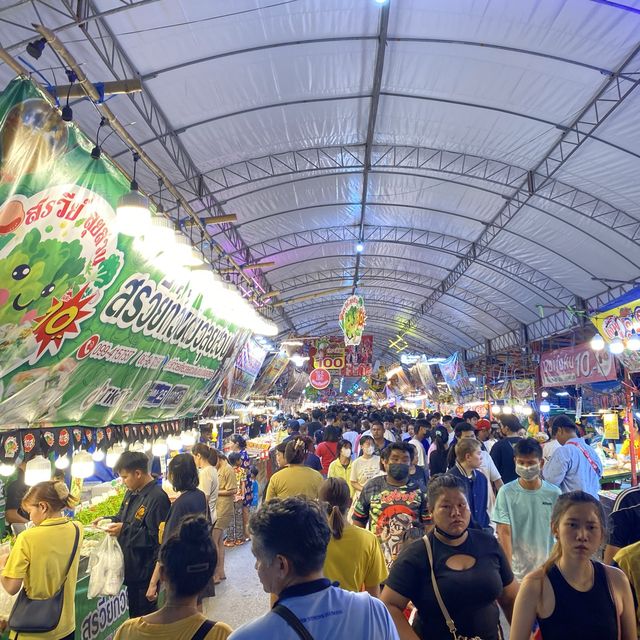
[350,436,382,495]
[492,438,561,582]
[328,440,356,497]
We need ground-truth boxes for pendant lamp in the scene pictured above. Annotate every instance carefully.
[116,152,151,236]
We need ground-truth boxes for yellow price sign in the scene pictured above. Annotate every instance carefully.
[603,413,619,440]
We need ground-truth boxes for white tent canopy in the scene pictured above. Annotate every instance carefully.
[1,0,639,360]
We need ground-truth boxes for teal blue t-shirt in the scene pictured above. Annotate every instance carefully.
[492,479,561,581]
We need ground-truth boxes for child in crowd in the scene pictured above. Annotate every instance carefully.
[449,438,490,529]
[249,466,259,512]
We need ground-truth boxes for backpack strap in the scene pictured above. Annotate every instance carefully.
[272,604,315,640]
[190,619,216,640]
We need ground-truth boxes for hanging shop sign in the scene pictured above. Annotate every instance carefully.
[339,295,367,346]
[438,352,475,403]
[490,379,535,401]
[309,368,331,390]
[591,286,640,373]
[540,343,617,387]
[251,350,289,396]
[407,356,439,398]
[221,338,267,401]
[344,335,373,376]
[0,78,250,428]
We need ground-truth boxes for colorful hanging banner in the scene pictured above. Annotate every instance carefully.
[339,295,366,346]
[0,78,249,428]
[408,356,439,398]
[539,343,617,387]
[438,352,475,403]
[603,413,620,440]
[251,350,289,396]
[344,335,373,376]
[221,338,267,402]
[591,286,640,373]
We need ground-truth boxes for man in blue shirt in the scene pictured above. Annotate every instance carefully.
[543,414,603,498]
[449,438,490,529]
[229,497,399,640]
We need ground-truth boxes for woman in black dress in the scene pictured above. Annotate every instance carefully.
[381,474,518,640]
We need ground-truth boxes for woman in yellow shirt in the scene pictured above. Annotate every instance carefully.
[0,480,83,640]
[320,478,388,596]
[114,515,232,640]
[327,440,355,497]
[265,438,324,501]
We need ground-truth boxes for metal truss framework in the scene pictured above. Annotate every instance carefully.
[235,224,576,307]
[284,307,457,356]
[284,292,483,347]
[167,144,640,248]
[273,267,518,333]
[61,0,295,330]
[407,42,640,341]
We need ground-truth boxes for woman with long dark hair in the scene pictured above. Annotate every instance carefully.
[428,426,450,476]
[510,491,635,640]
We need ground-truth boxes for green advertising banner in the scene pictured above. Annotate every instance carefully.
[0,78,250,428]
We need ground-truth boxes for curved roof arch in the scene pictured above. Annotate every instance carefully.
[1,0,639,359]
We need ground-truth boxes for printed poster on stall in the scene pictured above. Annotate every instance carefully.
[306,335,373,376]
[0,78,250,427]
[540,343,617,387]
[438,352,475,403]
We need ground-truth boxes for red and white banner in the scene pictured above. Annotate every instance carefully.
[540,343,617,387]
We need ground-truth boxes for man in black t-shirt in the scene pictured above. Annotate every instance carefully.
[5,464,29,528]
[490,415,524,483]
[604,485,640,565]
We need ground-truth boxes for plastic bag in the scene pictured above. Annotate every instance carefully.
[87,534,124,598]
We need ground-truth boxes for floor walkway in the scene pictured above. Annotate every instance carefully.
[204,541,270,631]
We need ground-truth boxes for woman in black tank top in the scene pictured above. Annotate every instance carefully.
[509,491,636,640]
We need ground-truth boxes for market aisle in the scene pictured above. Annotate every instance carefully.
[203,542,270,630]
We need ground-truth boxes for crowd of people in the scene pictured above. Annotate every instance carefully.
[0,405,638,639]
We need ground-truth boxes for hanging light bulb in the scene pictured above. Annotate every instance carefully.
[116,152,151,236]
[55,455,70,470]
[502,405,513,415]
[190,268,215,293]
[491,404,501,414]
[172,233,203,266]
[522,405,533,416]
[106,443,126,468]
[143,440,152,452]
[609,334,625,355]
[152,439,168,457]
[541,390,549,398]
[145,216,175,254]
[180,430,196,447]
[25,455,51,486]
[590,333,605,351]
[92,449,105,462]
[71,450,95,479]
[129,442,145,453]
[627,330,640,351]
[0,463,15,476]
[167,434,183,451]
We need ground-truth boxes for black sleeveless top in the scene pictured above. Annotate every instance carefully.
[537,561,618,640]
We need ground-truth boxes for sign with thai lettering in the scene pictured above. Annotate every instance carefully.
[540,343,617,387]
[0,78,249,428]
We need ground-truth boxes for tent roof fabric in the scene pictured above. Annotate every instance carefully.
[1,0,639,360]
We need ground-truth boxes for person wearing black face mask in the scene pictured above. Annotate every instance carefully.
[381,474,518,640]
[353,442,429,569]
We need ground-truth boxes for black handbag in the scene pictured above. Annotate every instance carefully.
[9,521,80,633]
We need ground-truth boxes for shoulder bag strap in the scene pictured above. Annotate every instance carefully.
[422,535,458,638]
[272,604,315,640]
[566,442,600,475]
[63,523,81,576]
[190,619,216,640]
[603,564,622,640]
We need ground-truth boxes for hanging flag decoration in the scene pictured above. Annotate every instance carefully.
[339,295,367,346]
